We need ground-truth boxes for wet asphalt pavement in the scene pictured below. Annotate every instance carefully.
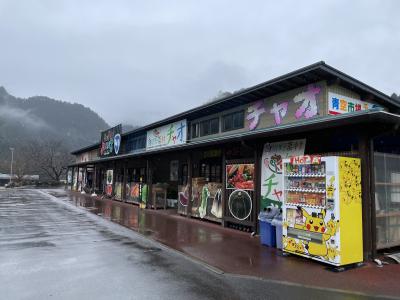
[0,189,391,300]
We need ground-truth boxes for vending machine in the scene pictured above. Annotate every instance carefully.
[282,155,363,266]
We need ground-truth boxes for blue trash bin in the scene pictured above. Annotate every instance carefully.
[272,213,283,249]
[258,207,279,247]
[260,220,276,246]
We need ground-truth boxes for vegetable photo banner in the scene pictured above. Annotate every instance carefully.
[261,139,305,210]
[226,164,255,190]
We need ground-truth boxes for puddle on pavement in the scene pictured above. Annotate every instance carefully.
[1,240,56,250]
[59,190,261,268]
[66,192,157,236]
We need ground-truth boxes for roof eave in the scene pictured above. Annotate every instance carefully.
[68,109,400,167]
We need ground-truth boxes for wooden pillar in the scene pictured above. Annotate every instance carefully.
[254,143,262,233]
[122,161,128,202]
[92,165,97,194]
[146,159,152,209]
[369,138,377,258]
[72,167,75,190]
[82,165,87,189]
[77,166,81,191]
[187,152,193,218]
[69,167,73,190]
[221,146,227,227]
[65,167,69,189]
[359,133,374,260]
[112,161,116,198]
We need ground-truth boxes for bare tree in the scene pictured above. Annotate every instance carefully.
[26,139,73,182]
[12,150,29,181]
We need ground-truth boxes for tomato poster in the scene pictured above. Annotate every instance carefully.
[226,164,255,190]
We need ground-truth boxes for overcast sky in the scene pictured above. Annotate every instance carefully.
[0,0,399,127]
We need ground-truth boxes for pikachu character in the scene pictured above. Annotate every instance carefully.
[326,176,335,199]
[282,220,289,229]
[326,218,339,236]
[283,236,305,254]
[325,244,340,262]
[339,158,361,205]
[298,207,333,257]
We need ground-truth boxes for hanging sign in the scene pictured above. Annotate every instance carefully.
[246,84,323,131]
[100,124,122,157]
[260,139,306,210]
[328,92,378,115]
[146,119,187,149]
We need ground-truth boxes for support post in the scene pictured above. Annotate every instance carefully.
[369,137,377,258]
[187,152,193,218]
[112,161,116,199]
[254,143,262,233]
[359,132,374,260]
[82,165,87,192]
[146,159,152,209]
[123,161,128,202]
[72,167,75,190]
[70,167,73,190]
[221,146,226,227]
[77,166,80,191]
[92,165,97,195]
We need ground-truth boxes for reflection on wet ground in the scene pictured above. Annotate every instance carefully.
[44,189,400,299]
[1,188,397,299]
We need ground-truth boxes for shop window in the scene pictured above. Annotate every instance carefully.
[191,123,199,138]
[223,110,244,132]
[374,152,400,249]
[116,168,124,183]
[126,134,146,153]
[199,118,219,137]
[181,164,188,185]
[200,162,221,182]
[128,167,146,182]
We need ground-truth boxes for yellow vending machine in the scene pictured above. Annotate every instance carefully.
[282,155,363,266]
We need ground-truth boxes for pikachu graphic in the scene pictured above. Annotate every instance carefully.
[283,236,305,253]
[296,208,337,258]
[325,244,340,262]
[326,176,335,200]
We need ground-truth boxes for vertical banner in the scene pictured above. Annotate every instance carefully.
[106,169,113,196]
[260,139,305,210]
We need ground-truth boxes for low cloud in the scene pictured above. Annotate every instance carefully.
[0,105,50,130]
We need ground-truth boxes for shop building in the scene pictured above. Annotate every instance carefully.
[68,62,400,260]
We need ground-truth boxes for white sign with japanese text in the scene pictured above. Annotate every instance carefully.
[260,139,306,210]
[328,92,377,115]
[146,119,187,149]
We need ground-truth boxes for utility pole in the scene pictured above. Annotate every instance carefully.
[9,147,14,185]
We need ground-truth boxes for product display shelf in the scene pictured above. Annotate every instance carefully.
[285,188,326,193]
[285,173,325,178]
[284,202,325,209]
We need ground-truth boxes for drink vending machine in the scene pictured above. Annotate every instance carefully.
[282,155,363,266]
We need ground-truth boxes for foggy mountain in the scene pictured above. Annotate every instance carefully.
[0,86,110,150]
